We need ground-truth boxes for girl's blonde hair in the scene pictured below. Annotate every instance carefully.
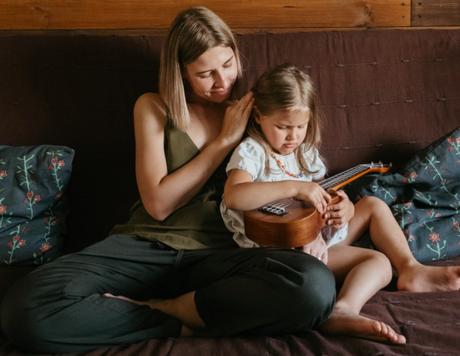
[247,64,323,177]
[159,7,242,131]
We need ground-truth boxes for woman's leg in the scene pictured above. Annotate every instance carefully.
[343,196,460,292]
[319,245,405,343]
[1,239,336,352]
[1,235,184,353]
[108,247,337,337]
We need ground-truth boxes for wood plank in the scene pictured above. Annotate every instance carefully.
[412,0,460,26]
[0,0,410,30]
[4,26,460,37]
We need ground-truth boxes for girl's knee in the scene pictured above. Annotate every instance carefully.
[366,249,393,283]
[357,196,389,213]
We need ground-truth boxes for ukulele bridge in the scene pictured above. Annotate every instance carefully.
[259,203,290,216]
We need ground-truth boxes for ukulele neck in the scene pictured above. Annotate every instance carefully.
[320,164,374,191]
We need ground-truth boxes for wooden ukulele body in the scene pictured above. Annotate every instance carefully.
[242,163,390,248]
[243,194,340,248]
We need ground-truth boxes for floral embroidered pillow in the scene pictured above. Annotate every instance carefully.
[0,145,74,265]
[343,126,460,263]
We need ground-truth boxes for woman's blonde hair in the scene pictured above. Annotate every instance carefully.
[159,7,242,131]
[247,64,323,177]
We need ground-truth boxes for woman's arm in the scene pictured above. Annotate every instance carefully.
[135,92,253,221]
[224,169,332,213]
[323,190,355,228]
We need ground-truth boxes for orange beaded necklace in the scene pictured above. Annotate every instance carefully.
[270,152,303,179]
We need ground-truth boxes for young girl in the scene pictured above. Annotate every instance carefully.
[222,64,460,343]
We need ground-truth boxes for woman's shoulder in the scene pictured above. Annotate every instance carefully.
[135,92,165,111]
[134,93,168,127]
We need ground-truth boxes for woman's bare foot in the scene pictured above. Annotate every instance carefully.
[397,264,460,292]
[103,293,165,307]
[103,293,200,336]
[318,307,406,344]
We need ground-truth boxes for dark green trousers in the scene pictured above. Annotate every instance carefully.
[1,234,336,353]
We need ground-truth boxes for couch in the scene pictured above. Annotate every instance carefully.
[1,28,460,356]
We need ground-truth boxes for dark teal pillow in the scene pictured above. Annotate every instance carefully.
[0,145,74,265]
[344,126,460,263]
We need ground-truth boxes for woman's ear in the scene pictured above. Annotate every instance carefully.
[181,65,188,80]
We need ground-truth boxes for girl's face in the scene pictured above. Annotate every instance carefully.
[183,46,238,104]
[255,109,310,156]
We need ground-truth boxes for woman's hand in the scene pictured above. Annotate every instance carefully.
[323,190,354,229]
[294,182,331,213]
[298,232,328,265]
[218,91,254,148]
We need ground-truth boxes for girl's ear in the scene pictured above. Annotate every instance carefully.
[253,106,262,124]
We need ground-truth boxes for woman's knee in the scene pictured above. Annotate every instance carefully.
[268,251,336,330]
[1,283,40,351]
[1,277,59,353]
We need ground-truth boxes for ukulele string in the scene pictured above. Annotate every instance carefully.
[261,201,292,215]
[320,165,367,190]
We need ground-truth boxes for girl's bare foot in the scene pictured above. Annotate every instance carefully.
[397,264,460,292]
[318,307,406,344]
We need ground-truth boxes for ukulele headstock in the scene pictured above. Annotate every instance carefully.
[363,161,392,174]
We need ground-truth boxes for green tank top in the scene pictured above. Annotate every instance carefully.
[110,117,237,250]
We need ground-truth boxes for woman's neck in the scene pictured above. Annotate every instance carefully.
[186,101,227,151]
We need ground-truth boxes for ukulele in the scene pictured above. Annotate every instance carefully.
[243,162,391,248]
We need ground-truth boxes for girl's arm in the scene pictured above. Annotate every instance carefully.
[135,92,253,221]
[224,169,332,213]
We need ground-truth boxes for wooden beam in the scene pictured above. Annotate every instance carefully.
[0,0,410,30]
[412,0,460,26]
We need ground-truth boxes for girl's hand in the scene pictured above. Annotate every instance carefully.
[323,190,354,229]
[218,92,254,148]
[294,182,331,213]
[297,232,328,265]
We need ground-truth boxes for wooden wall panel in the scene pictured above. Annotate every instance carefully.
[0,0,410,30]
[412,0,460,26]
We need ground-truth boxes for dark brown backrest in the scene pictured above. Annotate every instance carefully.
[1,29,459,253]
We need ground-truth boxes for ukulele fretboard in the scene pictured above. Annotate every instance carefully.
[320,164,370,190]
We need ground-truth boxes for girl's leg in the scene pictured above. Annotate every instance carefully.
[343,196,460,292]
[319,245,405,344]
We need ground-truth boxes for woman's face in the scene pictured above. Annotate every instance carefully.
[183,46,238,104]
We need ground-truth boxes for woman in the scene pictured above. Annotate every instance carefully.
[1,7,335,353]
